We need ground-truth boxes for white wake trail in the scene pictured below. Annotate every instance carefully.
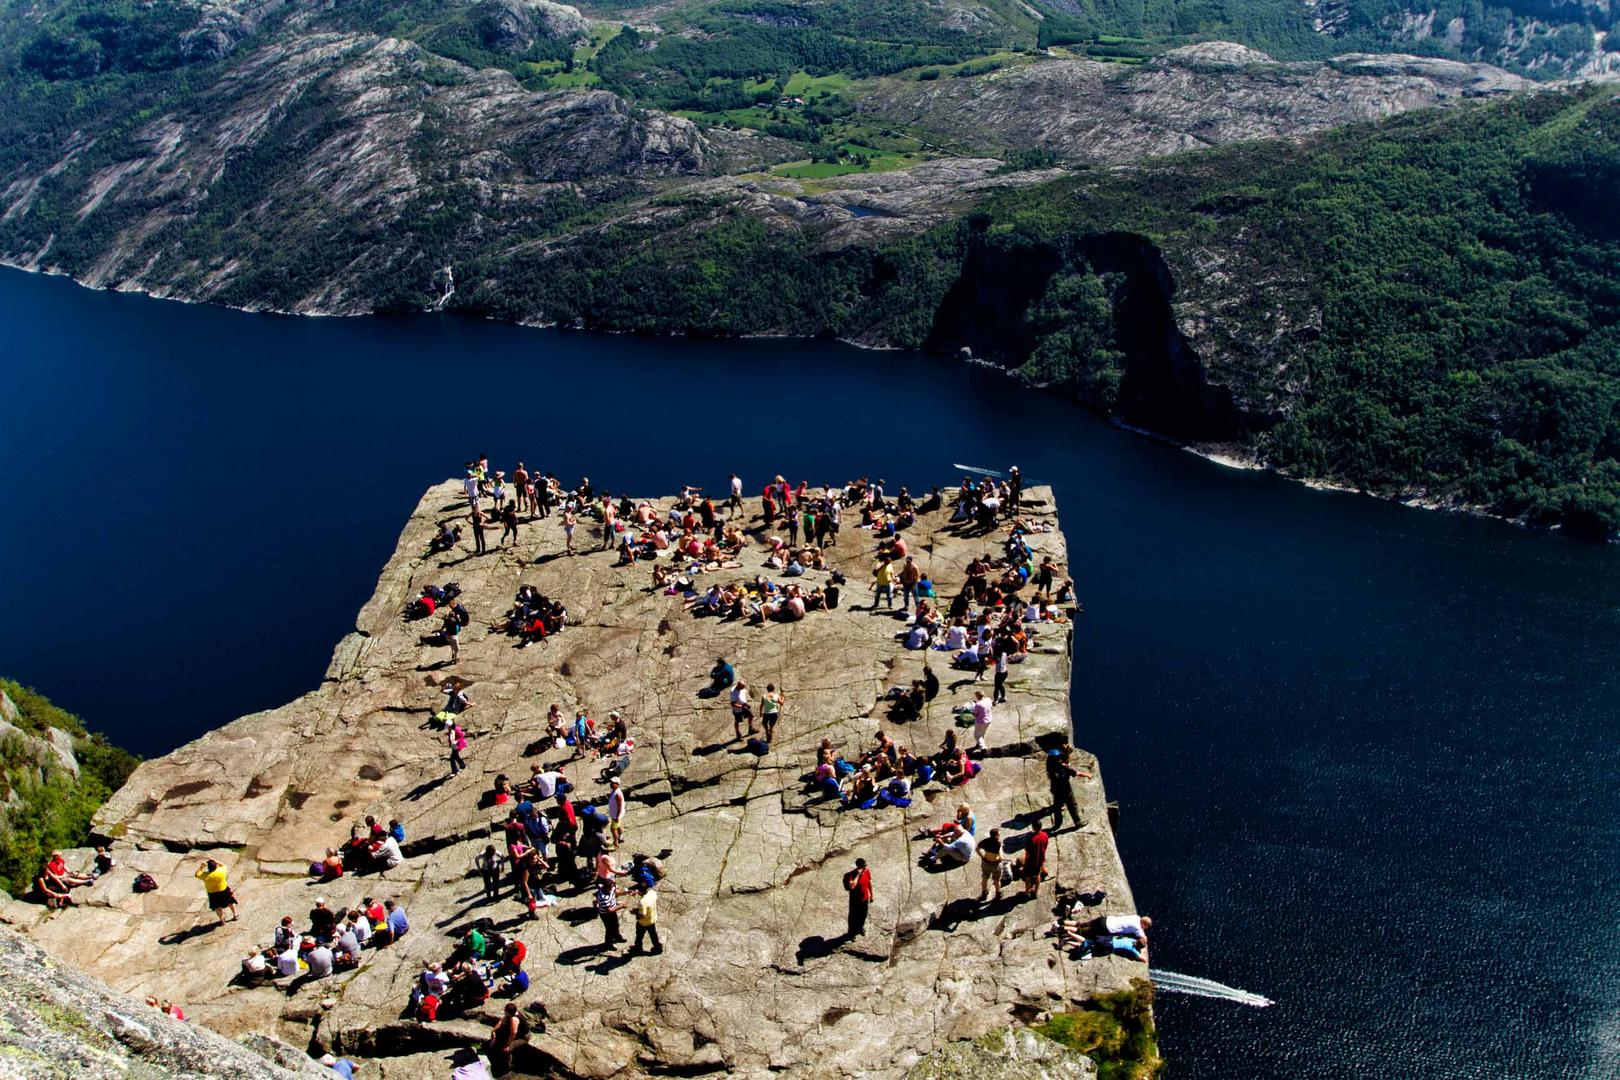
[1150,969,1274,1008]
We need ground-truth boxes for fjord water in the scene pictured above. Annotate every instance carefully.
[2,267,1616,1078]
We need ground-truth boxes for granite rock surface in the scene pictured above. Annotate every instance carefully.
[9,483,1137,1078]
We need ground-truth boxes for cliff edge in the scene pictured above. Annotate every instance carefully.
[6,483,1142,1077]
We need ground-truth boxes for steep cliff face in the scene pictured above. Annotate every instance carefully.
[9,485,1144,1079]
[0,923,325,1078]
[1,32,716,313]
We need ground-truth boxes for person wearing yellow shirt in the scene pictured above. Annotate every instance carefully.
[195,859,238,924]
[872,558,895,609]
[632,883,662,956]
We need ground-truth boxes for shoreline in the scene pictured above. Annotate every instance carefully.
[0,258,1570,540]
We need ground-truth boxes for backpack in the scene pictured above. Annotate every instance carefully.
[418,994,440,1022]
[443,582,462,602]
[423,584,446,603]
[132,873,159,893]
[453,604,470,627]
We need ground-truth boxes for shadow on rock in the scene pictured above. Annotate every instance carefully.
[159,923,222,946]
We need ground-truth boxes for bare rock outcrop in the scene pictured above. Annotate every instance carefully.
[10,32,709,312]
[13,484,1139,1078]
[857,42,1535,162]
[0,923,326,1078]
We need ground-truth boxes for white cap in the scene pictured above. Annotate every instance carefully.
[319,1053,338,1066]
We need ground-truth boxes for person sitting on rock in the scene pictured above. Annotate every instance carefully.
[876,772,912,808]
[314,848,344,882]
[429,521,462,554]
[241,949,272,984]
[34,866,73,908]
[411,961,450,1013]
[371,831,405,872]
[923,820,976,867]
[309,898,338,941]
[46,851,93,888]
[334,920,362,970]
[442,961,490,1015]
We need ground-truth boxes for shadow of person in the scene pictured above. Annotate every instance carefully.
[929,896,987,933]
[404,775,451,802]
[587,949,635,976]
[554,942,614,966]
[795,934,844,964]
[159,922,222,946]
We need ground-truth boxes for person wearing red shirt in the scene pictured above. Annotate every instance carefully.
[843,858,872,939]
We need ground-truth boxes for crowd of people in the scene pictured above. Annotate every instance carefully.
[31,460,1151,1079]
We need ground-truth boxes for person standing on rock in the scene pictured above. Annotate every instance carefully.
[976,828,1005,903]
[464,466,480,511]
[1019,826,1050,897]
[730,679,755,740]
[439,608,462,663]
[760,684,783,744]
[632,881,662,955]
[513,463,530,514]
[606,777,626,848]
[600,493,617,551]
[1045,744,1089,832]
[562,507,576,556]
[448,719,469,776]
[992,640,1010,706]
[194,858,238,925]
[1008,466,1022,513]
[595,877,624,949]
[499,500,519,547]
[470,505,487,555]
[843,858,872,939]
[971,691,992,752]
[871,557,895,609]
[727,473,743,519]
[898,556,921,613]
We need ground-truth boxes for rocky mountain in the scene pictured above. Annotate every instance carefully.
[855,42,1533,161]
[0,0,1617,530]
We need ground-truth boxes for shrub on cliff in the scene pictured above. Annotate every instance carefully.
[1035,978,1164,1080]
[0,680,139,896]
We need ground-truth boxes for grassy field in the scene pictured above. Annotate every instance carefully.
[519,23,621,88]
[772,143,916,178]
[783,70,854,96]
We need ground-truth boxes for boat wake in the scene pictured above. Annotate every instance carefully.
[1150,969,1274,1007]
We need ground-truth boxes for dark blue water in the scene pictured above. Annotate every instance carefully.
[2,267,1616,1078]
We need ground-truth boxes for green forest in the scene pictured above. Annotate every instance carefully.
[459,87,1620,533]
[0,681,139,897]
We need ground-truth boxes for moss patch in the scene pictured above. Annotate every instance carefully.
[1035,979,1163,1080]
